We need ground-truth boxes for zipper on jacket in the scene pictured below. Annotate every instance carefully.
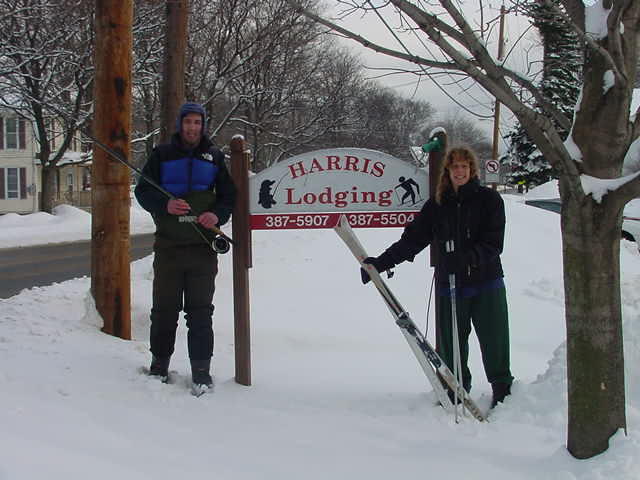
[456,200,471,278]
[187,149,194,191]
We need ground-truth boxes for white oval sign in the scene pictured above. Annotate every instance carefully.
[249,148,427,229]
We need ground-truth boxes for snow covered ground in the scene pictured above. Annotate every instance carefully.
[1,194,639,479]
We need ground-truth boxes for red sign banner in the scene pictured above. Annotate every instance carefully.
[250,211,418,230]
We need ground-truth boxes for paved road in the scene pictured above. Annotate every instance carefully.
[0,233,155,299]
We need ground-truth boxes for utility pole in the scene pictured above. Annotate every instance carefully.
[491,4,506,189]
[92,0,133,339]
[159,0,189,143]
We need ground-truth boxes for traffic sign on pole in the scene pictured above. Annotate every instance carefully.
[485,159,500,184]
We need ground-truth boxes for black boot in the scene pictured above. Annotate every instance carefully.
[149,355,170,381]
[491,382,511,408]
[191,359,213,388]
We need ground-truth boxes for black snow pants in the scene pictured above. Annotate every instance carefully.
[150,244,218,361]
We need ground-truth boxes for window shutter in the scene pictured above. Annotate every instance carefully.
[20,167,27,199]
[0,169,5,199]
[0,117,4,150]
[19,119,26,149]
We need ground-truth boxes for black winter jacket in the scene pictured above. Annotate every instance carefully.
[384,178,505,288]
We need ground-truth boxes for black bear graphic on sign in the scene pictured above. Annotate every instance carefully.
[258,179,277,209]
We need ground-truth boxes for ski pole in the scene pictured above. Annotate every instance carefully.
[446,239,465,422]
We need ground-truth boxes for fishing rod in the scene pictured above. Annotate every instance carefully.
[47,103,235,254]
[92,135,234,254]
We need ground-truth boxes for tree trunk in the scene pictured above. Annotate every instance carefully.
[40,162,57,213]
[561,185,627,458]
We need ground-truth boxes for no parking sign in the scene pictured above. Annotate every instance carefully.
[485,159,500,183]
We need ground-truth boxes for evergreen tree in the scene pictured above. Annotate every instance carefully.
[503,0,582,190]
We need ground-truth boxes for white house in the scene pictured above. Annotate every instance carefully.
[0,108,38,214]
[0,108,91,214]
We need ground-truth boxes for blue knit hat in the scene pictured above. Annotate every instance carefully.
[176,102,206,133]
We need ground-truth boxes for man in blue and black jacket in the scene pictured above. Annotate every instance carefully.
[135,102,236,393]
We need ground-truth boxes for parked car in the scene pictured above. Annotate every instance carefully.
[622,199,640,248]
[524,181,640,250]
[524,198,561,214]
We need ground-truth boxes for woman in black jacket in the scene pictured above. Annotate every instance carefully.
[362,147,513,407]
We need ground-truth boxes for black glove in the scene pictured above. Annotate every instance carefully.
[360,252,395,284]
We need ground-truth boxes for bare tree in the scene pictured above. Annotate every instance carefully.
[0,0,94,212]
[185,0,421,170]
[353,82,435,161]
[131,0,165,167]
[286,0,639,459]
[123,0,434,172]
[184,0,340,168]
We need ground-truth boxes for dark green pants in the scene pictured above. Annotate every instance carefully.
[436,286,513,391]
[150,244,218,361]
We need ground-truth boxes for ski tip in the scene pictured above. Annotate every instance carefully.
[334,214,349,229]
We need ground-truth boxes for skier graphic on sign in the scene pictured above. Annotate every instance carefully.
[395,176,421,206]
[258,179,277,209]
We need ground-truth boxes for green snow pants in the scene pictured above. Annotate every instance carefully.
[436,285,513,391]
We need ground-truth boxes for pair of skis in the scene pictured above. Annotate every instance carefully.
[334,215,486,422]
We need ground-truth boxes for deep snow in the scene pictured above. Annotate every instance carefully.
[1,194,639,479]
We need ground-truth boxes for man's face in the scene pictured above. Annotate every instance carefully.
[180,112,203,147]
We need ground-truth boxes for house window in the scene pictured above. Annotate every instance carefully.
[0,116,26,150]
[0,167,27,200]
[5,117,18,149]
[7,168,19,198]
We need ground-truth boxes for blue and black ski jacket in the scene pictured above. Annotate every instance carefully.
[134,133,236,248]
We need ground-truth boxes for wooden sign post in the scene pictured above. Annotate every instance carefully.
[230,136,251,386]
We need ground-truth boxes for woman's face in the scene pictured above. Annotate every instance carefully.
[448,157,471,191]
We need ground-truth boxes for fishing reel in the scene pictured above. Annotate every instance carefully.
[211,235,231,254]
